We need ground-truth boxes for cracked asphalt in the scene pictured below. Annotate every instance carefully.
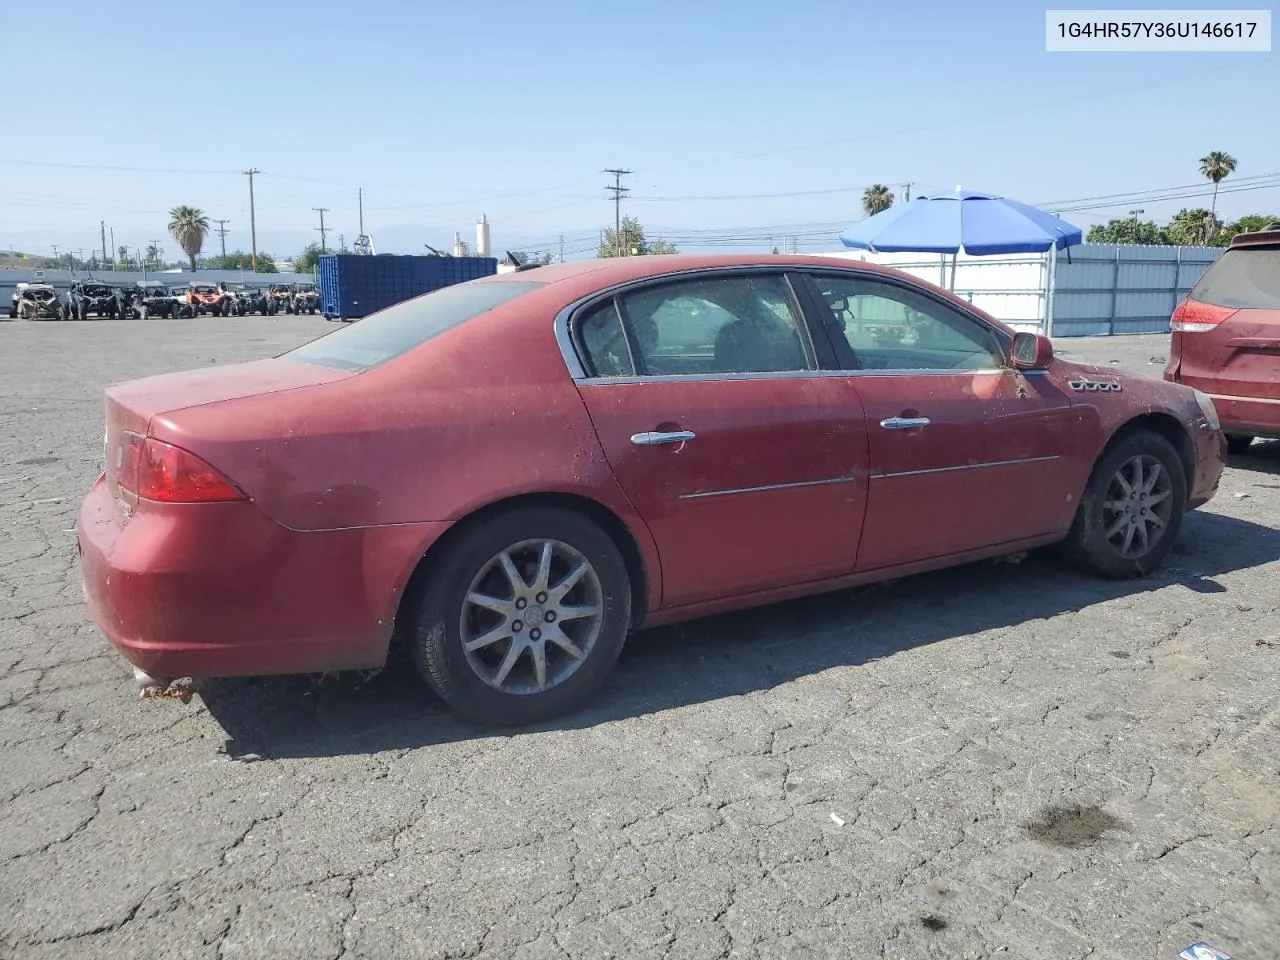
[1,318,1277,960]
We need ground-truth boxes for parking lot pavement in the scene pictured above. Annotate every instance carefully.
[1,319,1277,960]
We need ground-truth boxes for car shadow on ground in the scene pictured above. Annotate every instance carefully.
[1234,438,1280,476]
[203,469,1280,760]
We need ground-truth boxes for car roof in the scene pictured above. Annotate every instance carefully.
[479,253,1002,326]
[1229,223,1280,250]
[482,252,951,286]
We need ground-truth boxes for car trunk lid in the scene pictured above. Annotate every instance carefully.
[101,358,353,521]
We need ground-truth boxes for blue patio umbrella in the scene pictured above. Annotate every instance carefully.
[839,190,1083,290]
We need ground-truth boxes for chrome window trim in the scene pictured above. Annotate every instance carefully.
[574,368,1046,387]
[678,475,856,501]
[554,262,1024,383]
[871,454,1061,480]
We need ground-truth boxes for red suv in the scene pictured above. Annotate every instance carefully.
[1166,222,1280,453]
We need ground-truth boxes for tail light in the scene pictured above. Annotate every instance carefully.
[117,435,246,503]
[1170,299,1238,333]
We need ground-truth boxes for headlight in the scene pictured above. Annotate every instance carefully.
[1192,389,1221,432]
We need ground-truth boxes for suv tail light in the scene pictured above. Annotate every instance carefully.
[1170,299,1238,332]
[117,435,246,503]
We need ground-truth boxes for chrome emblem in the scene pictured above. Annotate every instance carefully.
[1069,379,1122,392]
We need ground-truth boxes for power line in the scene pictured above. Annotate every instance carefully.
[603,168,632,256]
[1037,171,1280,210]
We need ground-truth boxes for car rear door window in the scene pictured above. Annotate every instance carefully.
[586,274,811,377]
[284,280,543,372]
[807,273,1006,371]
[578,300,637,376]
[1189,248,1280,309]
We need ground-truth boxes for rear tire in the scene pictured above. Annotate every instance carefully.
[1060,430,1188,579]
[410,506,632,726]
[1226,434,1255,455]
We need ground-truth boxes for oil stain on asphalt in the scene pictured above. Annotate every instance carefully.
[1024,804,1127,848]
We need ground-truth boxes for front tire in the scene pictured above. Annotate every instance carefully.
[410,506,632,725]
[1060,430,1188,579]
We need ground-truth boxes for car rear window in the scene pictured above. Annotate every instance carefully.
[283,280,544,372]
[1189,247,1280,310]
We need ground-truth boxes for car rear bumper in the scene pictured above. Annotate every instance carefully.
[1207,392,1280,439]
[76,475,450,680]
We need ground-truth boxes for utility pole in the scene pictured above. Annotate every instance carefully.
[242,169,260,272]
[110,228,116,270]
[148,240,162,267]
[603,168,632,256]
[100,221,108,271]
[313,207,330,253]
[358,187,364,236]
[213,219,230,258]
[903,182,912,202]
[337,233,344,252]
[559,233,564,263]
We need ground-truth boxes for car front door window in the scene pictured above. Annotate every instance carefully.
[811,275,1006,371]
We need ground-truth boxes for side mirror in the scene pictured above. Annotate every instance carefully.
[1011,331,1053,370]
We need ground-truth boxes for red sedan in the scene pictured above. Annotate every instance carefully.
[78,254,1227,724]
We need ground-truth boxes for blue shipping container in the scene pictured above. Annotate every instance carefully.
[318,254,498,319]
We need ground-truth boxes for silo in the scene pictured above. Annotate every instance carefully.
[476,215,491,258]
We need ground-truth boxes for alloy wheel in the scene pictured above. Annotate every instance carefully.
[1101,454,1175,559]
[459,539,604,695]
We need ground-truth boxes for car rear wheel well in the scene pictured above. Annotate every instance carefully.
[391,493,650,651]
[1104,413,1195,493]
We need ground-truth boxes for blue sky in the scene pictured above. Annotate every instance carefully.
[2,0,1276,261]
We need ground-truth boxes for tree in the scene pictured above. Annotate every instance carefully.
[1166,208,1216,246]
[1085,217,1170,245]
[1211,214,1280,247]
[597,216,679,258]
[1199,150,1237,220]
[862,184,895,217]
[295,242,333,273]
[168,206,210,271]
[205,250,278,272]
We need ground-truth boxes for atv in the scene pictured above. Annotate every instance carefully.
[65,279,124,320]
[266,283,296,314]
[125,281,177,319]
[10,283,65,320]
[291,282,320,315]
[226,284,272,316]
[185,283,234,317]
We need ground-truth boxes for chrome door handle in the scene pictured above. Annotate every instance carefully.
[631,430,696,446]
[879,417,931,430]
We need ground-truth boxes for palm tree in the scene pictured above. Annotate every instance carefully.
[1169,207,1216,246]
[1198,151,1237,220]
[168,206,210,271]
[862,184,895,217]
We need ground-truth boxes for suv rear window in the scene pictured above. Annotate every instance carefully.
[1189,247,1280,310]
[283,280,544,372]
